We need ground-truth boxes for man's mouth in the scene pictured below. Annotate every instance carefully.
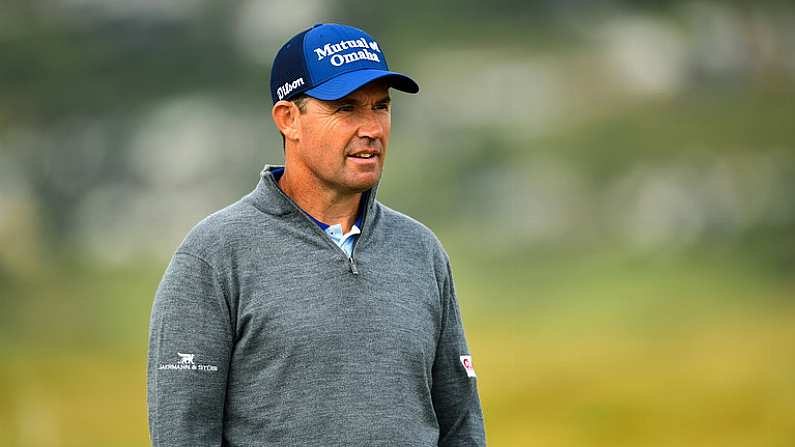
[348,152,378,159]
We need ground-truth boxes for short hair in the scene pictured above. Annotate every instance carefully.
[290,94,309,113]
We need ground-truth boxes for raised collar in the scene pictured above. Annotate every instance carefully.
[268,166,367,231]
[249,164,378,234]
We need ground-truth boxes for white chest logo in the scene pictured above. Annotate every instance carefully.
[460,355,477,378]
[177,352,195,364]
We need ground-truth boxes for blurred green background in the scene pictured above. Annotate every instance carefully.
[2,1,794,446]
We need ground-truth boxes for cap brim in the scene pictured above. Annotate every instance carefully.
[305,69,419,101]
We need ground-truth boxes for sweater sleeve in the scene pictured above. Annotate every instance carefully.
[147,251,233,447]
[432,257,487,446]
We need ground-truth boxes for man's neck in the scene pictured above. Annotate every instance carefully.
[277,168,361,233]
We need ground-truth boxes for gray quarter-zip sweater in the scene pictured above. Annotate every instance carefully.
[147,165,486,446]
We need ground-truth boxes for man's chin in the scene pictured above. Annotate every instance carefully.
[345,174,380,193]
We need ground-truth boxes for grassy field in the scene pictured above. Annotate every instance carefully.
[2,246,793,446]
[474,306,795,446]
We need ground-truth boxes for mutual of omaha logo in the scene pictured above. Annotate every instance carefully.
[313,38,382,67]
[459,355,476,378]
[158,352,218,372]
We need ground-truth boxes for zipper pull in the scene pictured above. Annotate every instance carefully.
[348,256,359,275]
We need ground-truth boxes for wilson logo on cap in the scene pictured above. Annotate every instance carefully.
[276,77,305,100]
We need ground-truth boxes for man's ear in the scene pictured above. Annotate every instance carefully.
[272,101,300,141]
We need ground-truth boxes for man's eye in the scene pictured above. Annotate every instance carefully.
[337,105,354,112]
[374,103,390,111]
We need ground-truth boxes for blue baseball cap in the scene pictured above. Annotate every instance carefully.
[270,23,419,104]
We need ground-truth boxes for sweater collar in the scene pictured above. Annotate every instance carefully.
[250,164,378,231]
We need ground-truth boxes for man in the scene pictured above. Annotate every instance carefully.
[147,23,486,446]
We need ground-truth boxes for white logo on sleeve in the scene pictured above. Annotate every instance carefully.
[177,352,195,364]
[158,352,218,372]
[459,355,476,378]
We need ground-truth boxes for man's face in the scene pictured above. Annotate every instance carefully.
[292,80,391,194]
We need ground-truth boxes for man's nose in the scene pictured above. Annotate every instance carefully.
[356,112,385,140]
